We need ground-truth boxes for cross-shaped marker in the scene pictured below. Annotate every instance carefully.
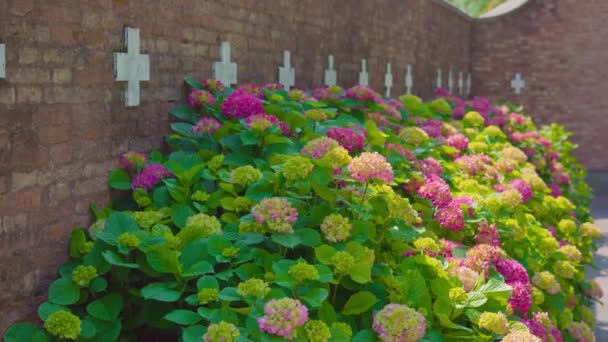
[359,59,369,86]
[213,41,237,87]
[466,73,472,97]
[436,68,442,89]
[324,55,337,86]
[0,43,5,79]
[384,63,393,98]
[278,50,295,90]
[458,72,464,96]
[448,69,454,94]
[405,64,413,94]
[511,73,525,94]
[113,27,150,107]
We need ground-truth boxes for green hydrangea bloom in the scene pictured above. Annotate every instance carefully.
[191,190,210,202]
[531,287,545,304]
[304,320,331,342]
[270,94,284,102]
[79,241,94,255]
[222,246,240,257]
[197,288,220,305]
[413,237,441,254]
[553,260,577,279]
[239,221,265,233]
[185,213,222,237]
[449,287,467,303]
[320,214,352,243]
[230,165,263,187]
[283,156,314,180]
[72,265,97,287]
[558,309,573,328]
[117,232,140,249]
[133,188,152,207]
[331,322,353,338]
[468,141,489,153]
[331,251,355,274]
[482,125,505,138]
[203,321,240,342]
[321,147,351,168]
[44,311,81,340]
[463,111,485,127]
[557,219,577,235]
[478,312,509,335]
[132,210,166,229]
[232,196,254,212]
[237,278,270,298]
[288,261,319,283]
[429,98,451,116]
[399,127,429,145]
[207,155,225,171]
[163,232,181,249]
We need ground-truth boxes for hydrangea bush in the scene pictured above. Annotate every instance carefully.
[4,79,601,342]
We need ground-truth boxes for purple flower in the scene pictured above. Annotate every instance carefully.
[495,258,529,284]
[418,176,452,207]
[131,164,172,191]
[509,281,532,315]
[192,117,221,135]
[327,127,365,152]
[434,87,452,98]
[510,179,533,202]
[475,221,500,247]
[435,197,474,231]
[221,90,264,119]
[447,134,469,151]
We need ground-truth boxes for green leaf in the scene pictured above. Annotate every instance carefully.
[271,233,301,248]
[96,212,139,245]
[352,330,375,342]
[219,287,241,301]
[69,228,88,258]
[240,130,260,146]
[38,302,65,321]
[164,309,202,325]
[183,260,214,278]
[108,169,131,190]
[141,282,182,302]
[312,184,337,202]
[48,278,80,305]
[297,228,321,247]
[102,250,139,269]
[197,275,219,291]
[349,261,372,284]
[184,76,203,90]
[80,319,97,338]
[365,119,387,146]
[170,105,198,122]
[90,277,108,293]
[342,291,378,315]
[3,323,49,342]
[310,167,331,185]
[463,292,488,308]
[318,301,337,325]
[86,293,123,321]
[300,287,329,308]
[182,325,206,342]
[171,204,194,229]
[478,278,512,299]
[315,245,336,264]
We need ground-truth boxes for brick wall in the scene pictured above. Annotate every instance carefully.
[473,0,608,170]
[0,0,472,331]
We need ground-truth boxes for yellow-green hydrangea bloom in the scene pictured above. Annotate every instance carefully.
[72,265,97,287]
[288,261,319,283]
[237,278,270,298]
[478,312,509,335]
[44,311,81,340]
[230,165,262,187]
[283,156,314,181]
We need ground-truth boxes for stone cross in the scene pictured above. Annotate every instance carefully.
[511,73,525,94]
[278,50,295,90]
[324,54,337,86]
[458,72,464,96]
[113,27,150,107]
[466,73,472,97]
[448,69,454,94]
[0,43,5,79]
[359,59,369,86]
[213,41,237,87]
[436,68,442,89]
[405,64,413,94]
[384,63,393,98]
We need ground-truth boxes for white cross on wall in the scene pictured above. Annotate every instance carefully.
[213,41,237,87]
[384,63,393,98]
[458,72,464,96]
[511,73,525,94]
[405,64,413,94]
[359,59,369,86]
[466,73,472,97]
[0,43,5,79]
[436,68,442,89]
[448,69,454,94]
[278,50,295,90]
[324,54,337,86]
[113,27,150,107]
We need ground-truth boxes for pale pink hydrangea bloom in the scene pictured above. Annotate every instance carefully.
[257,298,308,338]
[347,152,394,183]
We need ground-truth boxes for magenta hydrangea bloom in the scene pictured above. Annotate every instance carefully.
[221,90,264,119]
[244,113,290,135]
[434,87,451,98]
[237,83,264,98]
[312,86,342,101]
[509,281,532,314]
[418,176,452,208]
[187,89,215,108]
[131,164,172,191]
[327,127,365,152]
[475,221,500,247]
[510,179,533,202]
[420,119,443,139]
[257,298,308,338]
[192,117,221,135]
[119,151,147,170]
[347,152,394,183]
[201,79,224,93]
[435,197,474,231]
[418,157,443,177]
[345,85,379,101]
[439,239,463,258]
[367,112,392,127]
[447,133,469,151]
[495,258,529,284]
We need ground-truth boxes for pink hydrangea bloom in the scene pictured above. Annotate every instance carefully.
[475,221,501,247]
[385,143,416,162]
[434,87,451,97]
[509,281,532,314]
[257,298,308,338]
[119,151,147,170]
[420,119,443,138]
[187,89,216,108]
[192,117,221,135]
[450,266,479,292]
[131,164,172,191]
[495,258,529,284]
[509,113,527,124]
[327,127,365,152]
[244,113,290,135]
[418,157,443,176]
[510,179,533,202]
[455,154,492,175]
[439,239,463,258]
[345,85,379,101]
[263,83,284,90]
[251,197,298,233]
[367,112,392,127]
[372,304,426,342]
[347,152,394,183]
[221,90,264,119]
[312,86,342,101]
[435,197,474,231]
[201,79,224,93]
[447,134,469,151]
[462,244,502,274]
[237,83,264,98]
[418,176,452,207]
[552,171,570,185]
[301,137,340,159]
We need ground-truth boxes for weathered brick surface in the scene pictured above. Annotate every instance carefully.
[0,0,472,331]
[473,0,608,170]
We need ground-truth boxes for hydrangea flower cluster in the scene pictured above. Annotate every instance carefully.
[201,78,224,92]
[257,298,309,338]
[301,137,340,159]
[221,89,264,118]
[187,89,215,108]
[192,117,221,135]
[320,214,352,242]
[372,304,426,342]
[119,151,147,170]
[203,321,240,342]
[252,197,298,233]
[327,127,366,152]
[347,152,394,183]
[44,311,81,340]
[131,164,173,191]
[478,312,509,335]
[244,113,290,135]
